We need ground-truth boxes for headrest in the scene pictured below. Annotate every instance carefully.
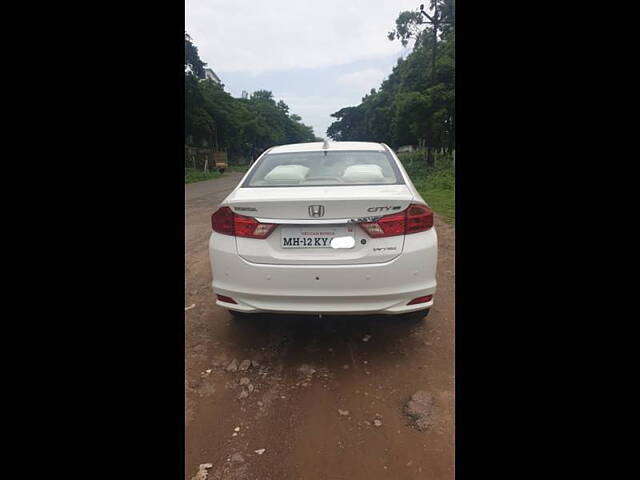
[341,164,385,183]
[264,165,310,183]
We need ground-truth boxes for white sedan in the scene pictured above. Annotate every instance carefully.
[208,141,437,321]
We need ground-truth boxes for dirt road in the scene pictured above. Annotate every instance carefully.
[185,173,454,480]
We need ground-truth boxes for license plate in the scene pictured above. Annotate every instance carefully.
[281,226,355,249]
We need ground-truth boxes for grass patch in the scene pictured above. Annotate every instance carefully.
[397,152,455,224]
[185,168,222,184]
[227,164,250,173]
[185,165,250,183]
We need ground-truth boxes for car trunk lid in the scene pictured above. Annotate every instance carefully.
[226,185,414,265]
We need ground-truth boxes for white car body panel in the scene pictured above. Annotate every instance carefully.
[208,141,437,315]
[226,184,413,219]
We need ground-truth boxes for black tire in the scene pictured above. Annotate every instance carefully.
[402,308,430,323]
[218,168,225,174]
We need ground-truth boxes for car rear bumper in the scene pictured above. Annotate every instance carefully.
[208,229,437,315]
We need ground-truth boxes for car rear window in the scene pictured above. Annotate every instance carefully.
[243,150,404,187]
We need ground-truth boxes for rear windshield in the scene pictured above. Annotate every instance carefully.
[242,150,404,187]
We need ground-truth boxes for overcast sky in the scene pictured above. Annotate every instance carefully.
[185,0,420,138]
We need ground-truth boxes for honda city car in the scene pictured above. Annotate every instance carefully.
[208,141,437,321]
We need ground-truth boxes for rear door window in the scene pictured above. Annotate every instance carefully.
[243,150,404,187]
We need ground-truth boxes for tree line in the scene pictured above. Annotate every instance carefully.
[185,33,318,161]
[327,1,454,166]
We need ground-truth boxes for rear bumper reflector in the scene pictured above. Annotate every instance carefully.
[407,295,433,305]
[216,294,237,304]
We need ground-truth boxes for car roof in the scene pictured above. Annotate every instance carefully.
[268,141,386,154]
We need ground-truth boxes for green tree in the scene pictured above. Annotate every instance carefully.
[185,38,317,160]
[328,1,455,166]
[388,1,455,84]
[185,32,207,79]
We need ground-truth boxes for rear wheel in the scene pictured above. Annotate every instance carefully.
[401,308,430,323]
[218,168,225,174]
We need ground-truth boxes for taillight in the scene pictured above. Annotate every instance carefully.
[405,204,434,233]
[211,206,235,235]
[359,203,433,238]
[211,207,276,239]
[360,211,406,238]
[233,214,276,239]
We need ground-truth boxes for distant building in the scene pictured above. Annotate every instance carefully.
[204,68,221,84]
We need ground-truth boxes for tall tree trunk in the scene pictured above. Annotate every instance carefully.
[449,111,455,156]
[425,126,435,168]
[431,25,438,85]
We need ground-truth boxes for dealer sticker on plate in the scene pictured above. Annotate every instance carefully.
[281,226,355,249]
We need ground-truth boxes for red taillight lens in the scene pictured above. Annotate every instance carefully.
[407,295,433,305]
[233,214,276,239]
[216,294,237,304]
[406,204,434,234]
[359,203,433,238]
[360,211,406,238]
[211,207,235,235]
[211,207,276,239]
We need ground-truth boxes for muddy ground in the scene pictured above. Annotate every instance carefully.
[185,173,454,479]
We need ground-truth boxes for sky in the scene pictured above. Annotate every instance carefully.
[185,0,420,138]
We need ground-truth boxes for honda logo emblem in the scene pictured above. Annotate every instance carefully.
[308,205,325,217]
